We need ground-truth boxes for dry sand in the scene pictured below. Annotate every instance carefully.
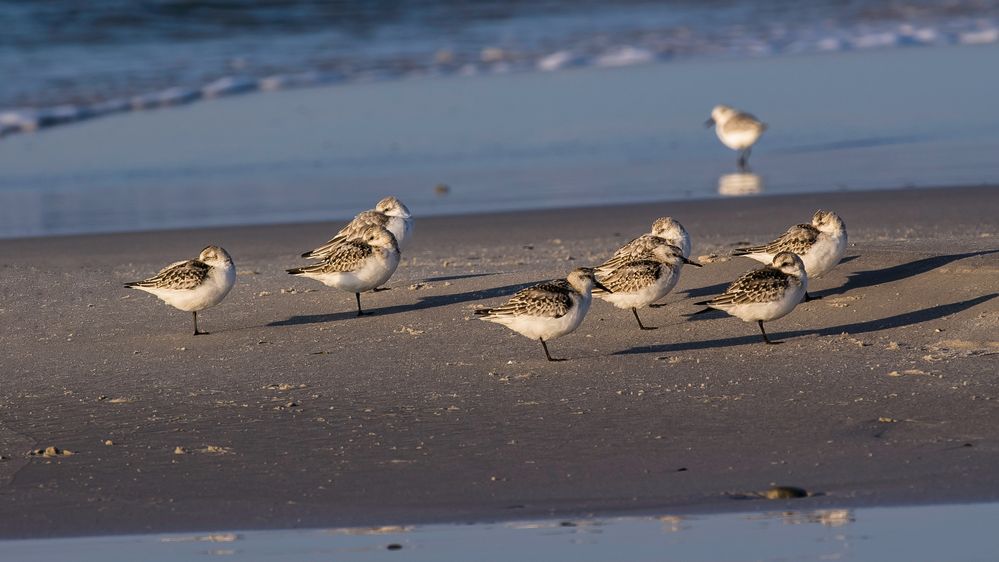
[0,185,997,539]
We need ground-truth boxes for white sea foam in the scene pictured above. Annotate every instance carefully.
[594,46,655,67]
[959,28,999,44]
[537,51,577,71]
[202,76,259,98]
[851,31,899,49]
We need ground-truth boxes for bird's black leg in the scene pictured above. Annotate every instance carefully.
[193,311,208,335]
[355,292,369,316]
[758,320,781,345]
[738,148,751,171]
[632,308,657,330]
[540,338,565,362]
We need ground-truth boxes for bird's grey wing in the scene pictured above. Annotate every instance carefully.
[596,261,660,294]
[303,211,387,259]
[485,280,573,318]
[723,113,765,134]
[294,240,372,274]
[612,234,659,259]
[604,235,667,269]
[735,224,819,255]
[709,267,790,305]
[128,259,210,290]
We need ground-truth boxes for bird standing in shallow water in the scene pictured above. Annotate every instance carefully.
[594,243,701,330]
[287,225,400,316]
[706,105,767,171]
[692,252,807,345]
[124,245,236,335]
[732,210,847,300]
[475,268,610,362]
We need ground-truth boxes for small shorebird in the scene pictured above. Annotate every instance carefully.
[692,252,807,345]
[706,105,767,171]
[594,243,701,330]
[606,216,692,262]
[287,225,400,316]
[124,245,236,335]
[732,210,847,299]
[475,268,610,361]
[302,196,413,259]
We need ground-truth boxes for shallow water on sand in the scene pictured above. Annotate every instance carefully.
[2,502,996,561]
[1,44,998,238]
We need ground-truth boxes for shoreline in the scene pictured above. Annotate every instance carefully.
[2,181,993,244]
[1,185,997,539]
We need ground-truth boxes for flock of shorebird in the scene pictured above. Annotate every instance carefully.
[125,105,846,361]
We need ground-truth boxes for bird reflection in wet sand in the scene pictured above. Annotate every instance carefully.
[718,172,763,197]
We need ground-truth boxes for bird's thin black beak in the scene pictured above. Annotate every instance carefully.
[704,117,715,128]
[594,280,613,293]
[682,256,702,267]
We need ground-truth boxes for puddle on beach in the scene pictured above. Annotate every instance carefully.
[2,502,996,561]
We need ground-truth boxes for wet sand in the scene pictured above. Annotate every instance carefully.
[0,185,997,539]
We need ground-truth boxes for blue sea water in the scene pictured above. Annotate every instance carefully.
[1,1,998,237]
[3,0,999,136]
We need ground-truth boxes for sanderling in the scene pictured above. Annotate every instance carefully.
[594,243,701,330]
[287,225,400,316]
[302,196,413,259]
[475,268,610,362]
[706,105,767,171]
[692,252,807,345]
[124,245,236,335]
[732,210,847,300]
[605,217,692,263]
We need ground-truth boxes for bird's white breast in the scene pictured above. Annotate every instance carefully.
[145,264,235,312]
[717,126,762,150]
[491,293,590,341]
[803,232,847,278]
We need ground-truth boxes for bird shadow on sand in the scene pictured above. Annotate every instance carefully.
[266,281,541,327]
[614,293,996,355]
[813,250,997,299]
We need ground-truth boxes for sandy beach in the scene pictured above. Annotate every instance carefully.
[0,185,996,539]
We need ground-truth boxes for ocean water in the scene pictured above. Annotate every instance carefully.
[1,2,999,237]
[3,0,999,136]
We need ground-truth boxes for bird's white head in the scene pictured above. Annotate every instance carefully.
[708,104,738,126]
[375,196,412,219]
[651,216,688,244]
[811,210,845,235]
[359,225,399,249]
[650,243,685,264]
[772,252,806,278]
[199,245,234,268]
